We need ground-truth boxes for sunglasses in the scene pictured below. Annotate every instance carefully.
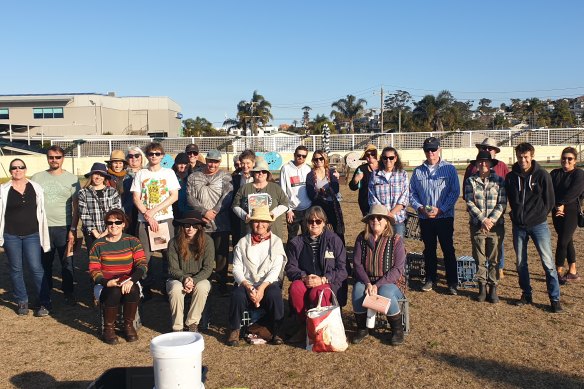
[368,215,386,222]
[187,151,199,156]
[127,153,141,159]
[254,170,269,175]
[424,148,438,153]
[295,154,307,159]
[147,152,163,157]
[382,155,396,161]
[48,155,63,160]
[562,157,574,161]
[106,220,124,226]
[480,146,496,152]
[10,165,26,171]
[365,152,377,158]
[308,219,323,225]
[182,223,199,229]
[313,157,325,162]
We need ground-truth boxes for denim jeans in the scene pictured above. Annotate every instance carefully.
[512,221,560,301]
[352,281,404,316]
[3,233,50,305]
[42,226,75,300]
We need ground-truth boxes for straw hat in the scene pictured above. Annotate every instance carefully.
[475,137,501,153]
[106,150,127,164]
[359,144,378,160]
[251,158,270,172]
[247,205,274,223]
[361,204,391,223]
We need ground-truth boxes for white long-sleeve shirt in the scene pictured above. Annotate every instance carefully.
[279,161,312,211]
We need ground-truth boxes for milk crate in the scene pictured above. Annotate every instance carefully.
[404,211,422,240]
[457,256,477,288]
[376,297,410,334]
[406,252,425,280]
[240,309,266,338]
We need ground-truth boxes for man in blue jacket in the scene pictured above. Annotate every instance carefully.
[409,137,460,295]
[505,142,562,312]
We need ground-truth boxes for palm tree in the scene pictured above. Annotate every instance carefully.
[412,90,456,132]
[223,90,273,136]
[330,94,367,133]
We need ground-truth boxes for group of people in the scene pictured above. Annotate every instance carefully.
[1,135,580,347]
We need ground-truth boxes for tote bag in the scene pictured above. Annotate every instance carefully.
[306,288,348,352]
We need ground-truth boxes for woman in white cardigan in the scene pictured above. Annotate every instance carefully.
[0,159,50,316]
[227,205,287,347]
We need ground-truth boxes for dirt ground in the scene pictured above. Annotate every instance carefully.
[1,183,584,389]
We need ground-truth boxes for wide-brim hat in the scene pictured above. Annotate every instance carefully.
[106,150,128,164]
[174,210,207,226]
[174,152,189,165]
[359,144,378,160]
[84,162,112,179]
[251,158,270,172]
[361,204,392,223]
[247,205,274,223]
[475,137,501,153]
[470,150,499,167]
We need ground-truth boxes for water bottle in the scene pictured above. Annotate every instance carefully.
[366,308,376,329]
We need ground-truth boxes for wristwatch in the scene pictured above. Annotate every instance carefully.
[70,227,77,232]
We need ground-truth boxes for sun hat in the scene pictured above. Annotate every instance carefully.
[206,149,222,161]
[247,205,274,223]
[251,158,270,172]
[423,137,440,150]
[174,152,189,165]
[106,150,128,164]
[84,162,112,179]
[361,204,392,223]
[359,144,378,160]
[174,210,207,226]
[471,150,499,167]
[475,137,501,153]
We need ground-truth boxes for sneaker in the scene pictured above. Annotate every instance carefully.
[551,300,563,313]
[421,280,435,292]
[558,274,567,285]
[188,323,198,333]
[515,294,533,306]
[565,273,581,282]
[17,302,29,316]
[447,285,458,296]
[34,306,50,317]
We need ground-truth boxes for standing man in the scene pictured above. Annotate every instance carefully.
[131,142,180,299]
[409,137,460,295]
[187,149,233,295]
[505,142,562,312]
[31,145,81,313]
[280,145,312,239]
[463,137,510,279]
[185,144,205,175]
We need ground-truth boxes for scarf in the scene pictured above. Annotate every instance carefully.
[251,232,272,245]
[361,235,393,279]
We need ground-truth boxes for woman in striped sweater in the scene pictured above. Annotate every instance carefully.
[89,208,147,344]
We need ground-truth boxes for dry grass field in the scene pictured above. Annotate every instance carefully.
[1,182,584,389]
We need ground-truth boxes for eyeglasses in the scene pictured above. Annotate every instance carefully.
[105,220,124,226]
[182,223,198,229]
[481,146,496,152]
[187,151,199,156]
[313,157,325,162]
[147,152,162,157]
[382,155,396,161]
[295,154,307,159]
[48,155,63,160]
[562,157,574,161]
[127,153,141,159]
[10,165,26,171]
[368,216,385,222]
[308,219,323,225]
[424,148,438,153]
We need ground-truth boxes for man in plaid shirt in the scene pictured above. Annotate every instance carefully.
[464,151,507,303]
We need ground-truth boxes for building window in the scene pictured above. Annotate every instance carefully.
[0,108,8,120]
[33,107,64,119]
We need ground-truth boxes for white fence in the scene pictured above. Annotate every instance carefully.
[51,128,584,157]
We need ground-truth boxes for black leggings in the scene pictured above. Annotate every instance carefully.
[552,204,578,267]
[100,284,141,307]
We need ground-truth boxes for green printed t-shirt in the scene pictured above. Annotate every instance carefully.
[31,170,81,227]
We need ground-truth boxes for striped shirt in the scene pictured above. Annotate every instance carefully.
[368,169,409,223]
[409,159,460,219]
[464,172,507,226]
[89,234,147,286]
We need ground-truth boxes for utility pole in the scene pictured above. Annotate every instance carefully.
[380,86,384,132]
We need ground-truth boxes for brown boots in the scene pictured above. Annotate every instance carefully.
[103,306,119,345]
[123,302,139,342]
[352,313,369,344]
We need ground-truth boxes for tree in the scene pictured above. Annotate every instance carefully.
[223,90,273,136]
[312,114,337,134]
[412,90,456,132]
[551,99,574,127]
[384,90,411,132]
[182,116,216,137]
[330,94,367,133]
[477,98,495,115]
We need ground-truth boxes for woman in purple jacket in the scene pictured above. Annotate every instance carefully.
[352,204,407,346]
[285,206,347,343]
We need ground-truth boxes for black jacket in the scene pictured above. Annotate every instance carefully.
[505,160,555,228]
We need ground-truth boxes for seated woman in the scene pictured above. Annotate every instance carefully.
[89,208,147,344]
[227,205,286,346]
[285,206,347,343]
[352,204,406,346]
[166,210,214,332]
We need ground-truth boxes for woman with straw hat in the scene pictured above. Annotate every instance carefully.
[227,205,286,346]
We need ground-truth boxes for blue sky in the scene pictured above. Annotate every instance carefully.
[3,1,583,126]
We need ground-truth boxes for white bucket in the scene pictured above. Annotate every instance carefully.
[150,332,205,389]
